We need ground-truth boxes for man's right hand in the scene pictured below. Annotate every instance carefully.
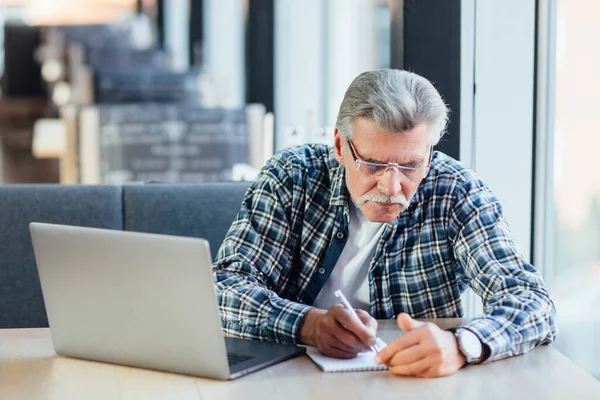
[299,305,378,359]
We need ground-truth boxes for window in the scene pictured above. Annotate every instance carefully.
[536,0,600,380]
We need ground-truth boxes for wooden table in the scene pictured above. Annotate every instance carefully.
[1,319,599,400]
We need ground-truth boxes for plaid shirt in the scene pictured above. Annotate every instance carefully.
[213,144,557,362]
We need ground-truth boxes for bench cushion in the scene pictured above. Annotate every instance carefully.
[123,182,250,259]
[0,185,123,328]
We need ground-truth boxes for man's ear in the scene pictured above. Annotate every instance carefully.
[333,128,344,164]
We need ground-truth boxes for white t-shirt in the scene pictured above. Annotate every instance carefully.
[312,204,385,312]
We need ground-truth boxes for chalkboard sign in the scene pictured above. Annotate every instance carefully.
[93,69,200,104]
[84,47,169,72]
[53,24,169,72]
[80,104,248,183]
[58,24,130,49]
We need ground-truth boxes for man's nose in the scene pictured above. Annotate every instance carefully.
[377,168,403,197]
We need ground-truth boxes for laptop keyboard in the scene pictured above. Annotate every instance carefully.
[228,353,254,367]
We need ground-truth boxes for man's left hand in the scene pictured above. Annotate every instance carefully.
[375,313,466,378]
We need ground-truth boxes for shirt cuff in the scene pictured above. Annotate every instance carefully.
[458,317,512,362]
[263,300,313,344]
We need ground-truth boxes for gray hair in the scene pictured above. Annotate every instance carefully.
[335,69,448,145]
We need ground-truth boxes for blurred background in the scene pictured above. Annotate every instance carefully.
[0,0,598,381]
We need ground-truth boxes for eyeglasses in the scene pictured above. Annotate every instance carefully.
[346,140,432,181]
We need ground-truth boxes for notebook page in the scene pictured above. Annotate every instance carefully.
[305,338,388,373]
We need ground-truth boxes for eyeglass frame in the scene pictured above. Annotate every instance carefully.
[346,139,433,181]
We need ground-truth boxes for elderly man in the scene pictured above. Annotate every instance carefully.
[213,69,556,378]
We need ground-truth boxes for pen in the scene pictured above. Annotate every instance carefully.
[334,289,379,353]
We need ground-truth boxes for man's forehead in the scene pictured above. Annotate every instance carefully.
[351,121,430,161]
[352,118,429,141]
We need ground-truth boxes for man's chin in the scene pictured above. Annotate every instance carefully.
[359,202,404,223]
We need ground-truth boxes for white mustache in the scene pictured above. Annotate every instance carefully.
[357,193,408,206]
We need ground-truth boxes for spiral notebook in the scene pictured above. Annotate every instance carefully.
[305,338,388,372]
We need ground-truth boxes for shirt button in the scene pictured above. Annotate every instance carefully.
[336,232,345,240]
[318,267,327,275]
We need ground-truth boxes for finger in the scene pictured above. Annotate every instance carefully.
[396,313,426,332]
[330,340,361,358]
[330,324,370,352]
[417,364,458,379]
[375,330,421,364]
[355,309,378,336]
[332,306,377,347]
[319,343,358,359]
[326,331,361,354]
[316,314,366,352]
[387,343,428,367]
[416,366,439,379]
[388,357,432,377]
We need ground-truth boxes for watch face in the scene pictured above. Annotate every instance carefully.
[459,330,483,361]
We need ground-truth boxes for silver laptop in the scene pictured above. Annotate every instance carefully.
[29,222,305,380]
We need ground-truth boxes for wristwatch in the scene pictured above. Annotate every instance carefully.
[454,328,484,364]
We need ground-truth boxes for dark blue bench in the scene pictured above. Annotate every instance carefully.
[0,182,250,328]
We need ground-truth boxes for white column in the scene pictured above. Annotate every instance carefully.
[164,0,190,71]
[274,0,381,149]
[323,0,378,141]
[203,0,245,108]
[533,0,557,278]
[460,0,482,317]
[460,0,476,169]
[460,0,536,317]
[274,0,325,150]
[473,0,537,261]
